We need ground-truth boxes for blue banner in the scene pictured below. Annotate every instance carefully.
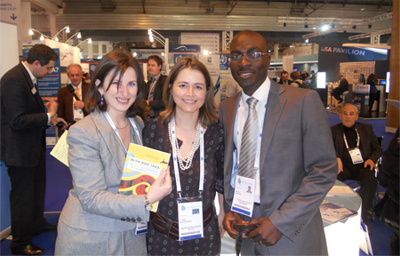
[169,44,201,52]
[220,54,230,70]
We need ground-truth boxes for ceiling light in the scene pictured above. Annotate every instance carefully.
[65,26,70,33]
[77,32,82,39]
[321,24,330,31]
[305,39,309,43]
[40,35,44,41]
[88,38,92,44]
[28,29,34,35]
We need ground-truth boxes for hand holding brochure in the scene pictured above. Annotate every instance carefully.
[118,144,170,212]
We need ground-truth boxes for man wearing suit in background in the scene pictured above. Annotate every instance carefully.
[220,30,337,255]
[277,70,292,86]
[0,44,66,255]
[331,73,349,103]
[144,55,167,118]
[331,103,382,228]
[57,63,89,135]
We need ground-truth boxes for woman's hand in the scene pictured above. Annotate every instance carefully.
[147,166,172,204]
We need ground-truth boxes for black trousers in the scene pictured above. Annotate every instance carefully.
[337,166,377,224]
[7,149,47,249]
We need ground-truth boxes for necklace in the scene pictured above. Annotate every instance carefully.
[168,121,201,171]
[116,121,129,130]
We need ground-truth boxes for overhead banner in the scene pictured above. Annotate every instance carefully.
[180,33,219,53]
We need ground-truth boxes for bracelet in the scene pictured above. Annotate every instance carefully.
[144,194,152,211]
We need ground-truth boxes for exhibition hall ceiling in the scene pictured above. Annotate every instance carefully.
[29,0,393,45]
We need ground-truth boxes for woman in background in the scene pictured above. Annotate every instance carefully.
[55,50,172,256]
[367,73,378,112]
[144,56,225,255]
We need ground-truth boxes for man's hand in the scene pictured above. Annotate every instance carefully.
[50,117,67,129]
[45,100,58,118]
[364,159,375,171]
[337,157,343,174]
[73,100,84,109]
[223,211,243,239]
[248,217,283,246]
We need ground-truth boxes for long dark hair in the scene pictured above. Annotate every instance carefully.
[366,73,375,85]
[160,56,218,127]
[85,50,145,118]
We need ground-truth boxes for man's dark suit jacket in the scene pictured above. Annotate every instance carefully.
[144,74,167,117]
[57,82,89,135]
[1,63,48,167]
[331,78,349,100]
[278,79,292,85]
[331,122,382,165]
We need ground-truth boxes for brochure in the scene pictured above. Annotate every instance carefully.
[327,185,357,197]
[320,200,358,224]
[118,143,170,212]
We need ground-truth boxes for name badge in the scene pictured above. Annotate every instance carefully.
[231,175,255,217]
[135,222,147,235]
[177,196,203,241]
[74,109,84,120]
[349,148,364,164]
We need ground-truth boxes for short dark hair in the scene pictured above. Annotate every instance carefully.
[26,44,58,66]
[280,71,288,77]
[85,50,145,118]
[160,56,218,127]
[148,55,163,69]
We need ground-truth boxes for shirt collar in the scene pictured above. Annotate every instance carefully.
[240,77,271,105]
[71,81,82,89]
[22,61,37,84]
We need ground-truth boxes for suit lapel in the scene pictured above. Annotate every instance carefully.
[19,64,45,111]
[259,82,287,173]
[91,111,126,174]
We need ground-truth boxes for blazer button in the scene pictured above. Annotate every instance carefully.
[137,217,142,222]
[121,218,125,221]
[131,218,136,222]
[126,217,131,222]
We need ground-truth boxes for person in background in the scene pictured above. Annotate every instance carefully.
[331,103,382,230]
[309,70,317,90]
[144,56,225,255]
[145,55,168,118]
[289,71,306,88]
[378,127,399,255]
[366,73,378,113]
[220,30,337,255]
[331,74,349,104]
[55,50,172,256]
[277,70,292,86]
[301,69,309,81]
[214,77,241,108]
[1,44,66,255]
[83,72,91,84]
[57,63,90,135]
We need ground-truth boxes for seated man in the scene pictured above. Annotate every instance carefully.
[277,70,292,85]
[331,103,382,227]
[331,74,349,103]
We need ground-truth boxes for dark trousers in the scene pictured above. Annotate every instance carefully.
[7,149,47,249]
[337,166,377,224]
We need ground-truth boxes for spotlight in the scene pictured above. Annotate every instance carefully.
[321,24,330,31]
[304,24,308,28]
[368,24,372,29]
[283,23,286,27]
[352,25,357,29]
[305,39,309,43]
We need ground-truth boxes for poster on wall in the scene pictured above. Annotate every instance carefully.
[168,44,201,72]
[180,33,219,54]
[23,48,61,146]
[199,54,220,93]
[340,61,375,85]
[215,53,235,105]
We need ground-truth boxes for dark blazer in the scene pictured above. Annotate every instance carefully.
[144,74,167,117]
[0,63,48,167]
[331,122,382,164]
[57,82,90,135]
[219,81,337,254]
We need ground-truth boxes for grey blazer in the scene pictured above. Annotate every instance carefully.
[219,81,338,255]
[56,110,147,254]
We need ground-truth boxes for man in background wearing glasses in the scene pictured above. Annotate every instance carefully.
[219,30,337,255]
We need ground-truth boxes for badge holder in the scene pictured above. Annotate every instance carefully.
[177,195,204,241]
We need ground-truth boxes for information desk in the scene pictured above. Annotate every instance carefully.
[220,180,362,256]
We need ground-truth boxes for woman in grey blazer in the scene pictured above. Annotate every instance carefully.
[55,51,172,256]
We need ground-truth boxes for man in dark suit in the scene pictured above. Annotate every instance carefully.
[277,70,292,85]
[220,30,337,255]
[144,55,167,118]
[57,63,89,135]
[0,44,66,255]
[331,73,349,103]
[331,103,382,227]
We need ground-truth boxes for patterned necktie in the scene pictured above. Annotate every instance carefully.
[148,77,156,101]
[75,86,80,100]
[238,97,259,178]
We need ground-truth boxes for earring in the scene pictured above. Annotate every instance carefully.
[100,94,104,105]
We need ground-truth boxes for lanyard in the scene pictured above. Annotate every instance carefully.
[170,117,205,199]
[343,128,360,150]
[236,95,267,170]
[104,112,142,152]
